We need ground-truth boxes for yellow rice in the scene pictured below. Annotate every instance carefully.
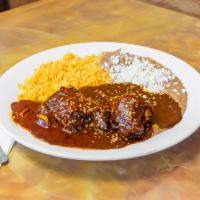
[18,53,111,102]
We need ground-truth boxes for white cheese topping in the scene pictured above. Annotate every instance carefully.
[102,50,176,93]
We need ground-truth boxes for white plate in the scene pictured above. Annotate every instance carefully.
[0,42,200,161]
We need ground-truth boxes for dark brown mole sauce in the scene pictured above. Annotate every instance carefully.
[11,83,182,149]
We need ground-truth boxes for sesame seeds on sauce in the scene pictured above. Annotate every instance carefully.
[12,83,182,149]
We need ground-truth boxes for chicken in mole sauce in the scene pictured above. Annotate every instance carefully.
[11,83,182,149]
[36,86,152,138]
[37,86,111,133]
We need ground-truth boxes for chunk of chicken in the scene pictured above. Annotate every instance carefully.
[111,94,153,139]
[36,86,111,133]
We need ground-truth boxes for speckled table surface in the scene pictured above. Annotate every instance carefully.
[0,0,200,199]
